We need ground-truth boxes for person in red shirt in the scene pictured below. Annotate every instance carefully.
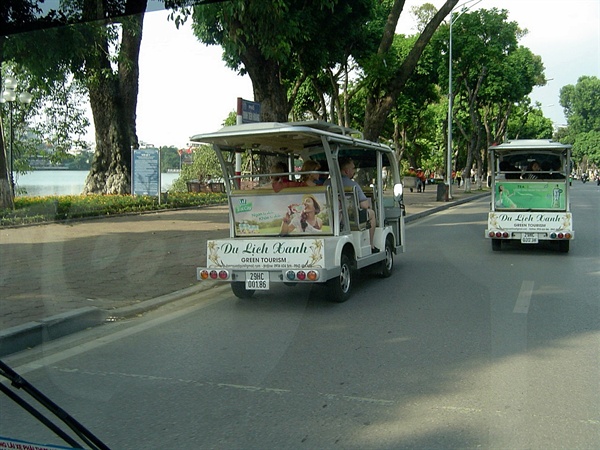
[271,161,303,192]
[416,168,426,193]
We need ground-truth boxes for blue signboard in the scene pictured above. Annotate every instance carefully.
[242,99,261,123]
[132,148,160,197]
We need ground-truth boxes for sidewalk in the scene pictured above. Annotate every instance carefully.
[0,186,488,356]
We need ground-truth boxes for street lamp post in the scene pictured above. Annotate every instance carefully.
[446,0,482,200]
[1,76,33,193]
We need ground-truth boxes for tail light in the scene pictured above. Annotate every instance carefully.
[198,269,230,281]
[550,232,572,240]
[285,270,320,282]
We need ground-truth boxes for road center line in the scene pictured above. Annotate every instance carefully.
[514,280,534,314]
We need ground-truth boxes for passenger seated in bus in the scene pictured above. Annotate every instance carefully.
[315,160,329,185]
[300,160,321,186]
[271,161,303,192]
[522,160,542,179]
[499,161,520,179]
[280,193,323,234]
[325,157,379,253]
[543,160,565,179]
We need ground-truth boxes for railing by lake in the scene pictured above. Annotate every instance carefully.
[15,170,180,197]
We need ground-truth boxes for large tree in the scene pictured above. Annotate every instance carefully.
[361,0,457,141]
[189,0,458,136]
[572,131,600,169]
[357,32,442,167]
[506,100,553,140]
[191,0,381,122]
[2,0,147,197]
[560,76,600,170]
[436,8,543,189]
[81,0,146,194]
[1,0,150,204]
[560,75,600,135]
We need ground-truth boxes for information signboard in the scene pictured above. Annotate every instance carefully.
[132,148,160,198]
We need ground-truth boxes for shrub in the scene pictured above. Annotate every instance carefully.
[0,192,227,227]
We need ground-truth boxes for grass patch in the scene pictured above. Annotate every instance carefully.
[0,192,227,227]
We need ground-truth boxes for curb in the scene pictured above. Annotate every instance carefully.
[0,307,105,358]
[0,284,215,358]
[0,192,489,358]
[405,192,489,223]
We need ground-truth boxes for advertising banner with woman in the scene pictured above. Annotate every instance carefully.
[230,189,332,236]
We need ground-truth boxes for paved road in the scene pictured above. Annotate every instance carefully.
[6,189,598,449]
[0,187,487,356]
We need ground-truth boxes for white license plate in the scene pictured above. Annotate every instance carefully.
[246,271,269,290]
[521,233,538,244]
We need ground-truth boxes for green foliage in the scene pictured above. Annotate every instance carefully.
[425,7,546,179]
[572,131,600,167]
[2,46,91,178]
[192,0,379,75]
[64,151,93,170]
[560,76,600,134]
[390,36,441,164]
[160,146,181,172]
[170,145,222,192]
[0,192,226,227]
[6,0,592,196]
[557,76,600,167]
[411,3,438,32]
[351,31,442,168]
[507,102,553,140]
[190,0,386,121]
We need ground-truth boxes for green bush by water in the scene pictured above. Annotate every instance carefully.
[0,192,226,227]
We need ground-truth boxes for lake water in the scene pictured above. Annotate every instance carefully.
[15,170,181,197]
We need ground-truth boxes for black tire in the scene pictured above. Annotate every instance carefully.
[558,240,570,253]
[327,253,353,303]
[491,239,502,251]
[379,238,394,278]
[231,281,255,299]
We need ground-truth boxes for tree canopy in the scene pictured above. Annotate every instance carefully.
[3,0,598,210]
[560,76,600,171]
[191,0,385,122]
[560,75,600,135]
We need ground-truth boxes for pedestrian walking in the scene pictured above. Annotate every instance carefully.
[416,168,426,192]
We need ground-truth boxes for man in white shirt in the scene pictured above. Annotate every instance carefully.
[326,157,379,253]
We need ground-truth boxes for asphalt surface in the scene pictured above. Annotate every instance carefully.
[0,186,488,357]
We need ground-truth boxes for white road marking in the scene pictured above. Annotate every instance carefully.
[514,280,534,314]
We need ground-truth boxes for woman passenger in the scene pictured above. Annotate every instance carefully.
[300,160,321,187]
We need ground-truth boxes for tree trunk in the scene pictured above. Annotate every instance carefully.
[241,44,289,122]
[0,125,14,209]
[0,112,15,209]
[119,13,144,150]
[363,0,458,142]
[0,39,15,209]
[83,77,132,194]
[82,2,146,194]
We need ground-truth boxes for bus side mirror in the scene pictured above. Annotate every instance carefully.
[393,183,403,200]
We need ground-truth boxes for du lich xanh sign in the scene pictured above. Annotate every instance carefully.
[206,238,325,270]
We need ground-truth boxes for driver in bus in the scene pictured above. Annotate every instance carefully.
[325,157,379,253]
